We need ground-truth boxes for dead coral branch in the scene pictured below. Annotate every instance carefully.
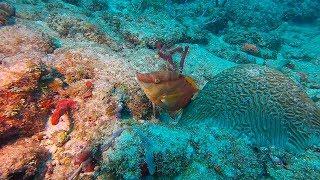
[156,42,189,73]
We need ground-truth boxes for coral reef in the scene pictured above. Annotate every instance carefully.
[102,124,312,179]
[100,124,194,179]
[0,0,319,179]
[37,46,154,178]
[0,59,45,143]
[47,13,118,48]
[101,122,320,179]
[102,0,188,47]
[225,0,283,31]
[181,64,320,151]
[279,0,320,22]
[51,47,152,119]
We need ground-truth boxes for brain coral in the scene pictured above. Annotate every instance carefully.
[180,64,320,151]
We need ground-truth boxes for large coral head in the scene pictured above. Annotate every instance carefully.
[180,64,320,152]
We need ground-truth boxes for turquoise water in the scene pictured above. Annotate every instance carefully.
[0,0,320,179]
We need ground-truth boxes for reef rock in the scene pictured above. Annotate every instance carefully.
[46,13,119,50]
[180,64,320,151]
[0,25,54,57]
[0,25,55,144]
[51,47,152,119]
[0,58,48,144]
[0,136,48,179]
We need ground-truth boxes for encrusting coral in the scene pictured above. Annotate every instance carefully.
[50,99,78,125]
[180,64,320,151]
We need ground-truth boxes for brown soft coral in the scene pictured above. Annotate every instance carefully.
[136,43,198,115]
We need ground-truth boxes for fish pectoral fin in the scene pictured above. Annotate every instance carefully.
[191,91,199,100]
[169,109,183,122]
[160,93,183,104]
[158,109,183,125]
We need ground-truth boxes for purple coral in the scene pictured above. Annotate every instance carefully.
[156,42,189,73]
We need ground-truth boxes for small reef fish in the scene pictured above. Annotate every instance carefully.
[136,43,198,119]
[137,71,198,112]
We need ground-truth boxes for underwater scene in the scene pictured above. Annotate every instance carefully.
[0,0,320,179]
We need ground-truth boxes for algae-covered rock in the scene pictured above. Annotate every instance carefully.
[100,124,193,179]
[0,58,47,144]
[0,25,54,57]
[0,25,55,144]
[0,136,48,179]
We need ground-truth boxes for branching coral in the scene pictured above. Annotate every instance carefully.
[156,42,189,73]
